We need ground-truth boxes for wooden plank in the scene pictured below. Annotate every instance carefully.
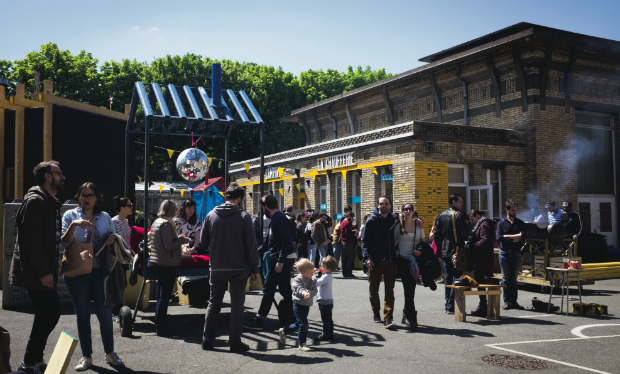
[430,73,442,122]
[488,294,501,320]
[487,54,501,117]
[382,87,394,126]
[11,83,44,108]
[39,93,128,120]
[463,290,503,296]
[512,45,528,112]
[43,81,53,161]
[15,106,25,199]
[45,331,78,374]
[454,290,466,322]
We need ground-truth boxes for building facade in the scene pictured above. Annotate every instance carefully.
[230,23,620,247]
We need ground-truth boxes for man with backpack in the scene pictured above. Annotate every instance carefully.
[465,209,496,317]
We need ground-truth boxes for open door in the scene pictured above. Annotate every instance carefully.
[467,185,493,219]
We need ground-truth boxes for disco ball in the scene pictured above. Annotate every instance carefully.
[176,148,210,182]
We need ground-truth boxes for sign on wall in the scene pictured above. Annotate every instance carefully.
[319,204,328,210]
[379,174,393,181]
[266,167,280,180]
[317,152,355,171]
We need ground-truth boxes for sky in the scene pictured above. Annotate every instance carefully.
[2,0,620,77]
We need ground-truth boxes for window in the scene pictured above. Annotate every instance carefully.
[576,113,615,194]
[320,175,327,209]
[335,174,343,214]
[448,164,468,215]
[486,169,501,219]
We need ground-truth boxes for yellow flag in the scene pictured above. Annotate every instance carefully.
[180,189,184,197]
[159,185,163,193]
[341,170,347,180]
[311,170,318,180]
[208,157,213,167]
[167,149,174,158]
[137,175,143,182]
[243,163,251,173]
[278,167,285,178]
[279,188,283,195]
[372,168,378,176]
[295,183,300,190]
[218,191,224,197]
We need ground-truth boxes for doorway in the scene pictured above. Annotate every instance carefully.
[578,195,617,247]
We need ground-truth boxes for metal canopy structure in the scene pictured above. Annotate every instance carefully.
[123,62,267,270]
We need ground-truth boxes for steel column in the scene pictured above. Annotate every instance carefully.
[259,124,265,234]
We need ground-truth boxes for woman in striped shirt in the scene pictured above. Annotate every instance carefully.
[111,196,133,247]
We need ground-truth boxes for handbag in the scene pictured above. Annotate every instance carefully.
[61,220,97,277]
[450,212,469,271]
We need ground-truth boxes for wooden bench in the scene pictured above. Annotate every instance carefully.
[445,284,505,322]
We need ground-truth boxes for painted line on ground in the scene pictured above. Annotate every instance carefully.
[571,324,620,338]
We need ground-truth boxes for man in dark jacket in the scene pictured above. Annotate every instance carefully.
[244,195,295,331]
[466,209,495,316]
[200,183,259,353]
[9,161,65,372]
[435,193,468,314]
[361,196,399,329]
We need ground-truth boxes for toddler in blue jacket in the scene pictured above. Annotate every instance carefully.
[279,258,317,351]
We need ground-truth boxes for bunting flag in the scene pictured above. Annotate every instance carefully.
[249,192,253,198]
[208,157,213,167]
[310,170,318,180]
[357,169,363,179]
[218,191,224,197]
[278,167,285,178]
[167,149,174,158]
[148,181,154,188]
[243,163,251,173]
[306,180,311,188]
[169,188,174,194]
[278,188,283,195]
[159,185,163,193]
[341,170,347,180]
[295,169,301,178]
[180,189,184,197]
[371,168,378,176]
[137,175,143,182]
[295,183,301,191]
[208,190,213,197]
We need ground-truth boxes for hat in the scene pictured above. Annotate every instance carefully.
[563,201,572,208]
[547,201,556,207]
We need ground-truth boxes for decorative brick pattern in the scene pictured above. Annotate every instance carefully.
[413,161,448,226]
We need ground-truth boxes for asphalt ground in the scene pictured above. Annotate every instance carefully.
[1,271,619,374]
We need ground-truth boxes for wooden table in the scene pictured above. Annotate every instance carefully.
[547,267,583,315]
[445,284,505,322]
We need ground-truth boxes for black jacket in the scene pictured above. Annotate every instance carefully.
[564,210,582,238]
[415,242,439,290]
[296,221,307,250]
[361,208,399,264]
[285,213,298,243]
[435,206,469,259]
[9,186,63,291]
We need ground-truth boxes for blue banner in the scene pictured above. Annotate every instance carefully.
[379,174,393,181]
[319,204,327,210]
[350,196,361,204]
[334,213,344,220]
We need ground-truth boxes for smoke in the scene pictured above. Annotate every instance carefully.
[517,191,539,222]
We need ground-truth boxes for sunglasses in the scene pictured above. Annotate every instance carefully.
[402,208,413,212]
[80,194,96,200]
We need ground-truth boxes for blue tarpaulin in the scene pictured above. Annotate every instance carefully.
[192,186,224,223]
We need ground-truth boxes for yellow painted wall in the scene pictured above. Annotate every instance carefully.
[414,161,448,227]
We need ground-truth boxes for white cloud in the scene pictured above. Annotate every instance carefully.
[147,27,160,33]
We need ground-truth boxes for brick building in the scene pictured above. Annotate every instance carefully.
[229,23,620,247]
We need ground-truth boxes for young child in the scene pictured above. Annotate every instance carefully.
[279,258,317,351]
[316,256,337,341]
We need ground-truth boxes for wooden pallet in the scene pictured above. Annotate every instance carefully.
[445,284,505,322]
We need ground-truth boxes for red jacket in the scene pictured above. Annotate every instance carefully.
[340,219,356,243]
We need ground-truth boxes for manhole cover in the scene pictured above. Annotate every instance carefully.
[482,354,551,370]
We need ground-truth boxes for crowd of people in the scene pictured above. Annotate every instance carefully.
[8,160,583,372]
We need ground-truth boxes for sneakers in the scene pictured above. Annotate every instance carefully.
[75,356,93,371]
[230,342,250,353]
[18,361,47,374]
[471,304,488,317]
[445,307,455,314]
[372,314,382,323]
[314,334,334,341]
[298,344,311,352]
[383,319,396,330]
[243,316,264,331]
[278,328,287,344]
[503,302,511,310]
[201,341,214,351]
[105,352,124,366]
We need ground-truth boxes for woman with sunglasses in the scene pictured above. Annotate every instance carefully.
[148,200,190,337]
[393,202,424,328]
[61,183,124,371]
[112,196,133,248]
[173,199,202,252]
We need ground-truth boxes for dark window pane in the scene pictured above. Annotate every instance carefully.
[576,127,614,194]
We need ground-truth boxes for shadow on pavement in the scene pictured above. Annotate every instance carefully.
[410,325,495,338]
[87,366,163,374]
[236,351,333,365]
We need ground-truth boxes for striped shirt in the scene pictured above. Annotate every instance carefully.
[112,215,131,247]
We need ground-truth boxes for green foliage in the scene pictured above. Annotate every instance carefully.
[1,44,392,164]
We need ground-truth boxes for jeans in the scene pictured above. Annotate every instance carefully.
[317,245,327,266]
[64,268,114,356]
[341,242,355,277]
[308,244,317,265]
[396,257,417,318]
[153,264,178,332]
[474,271,488,305]
[319,303,334,337]
[24,289,60,364]
[368,259,397,320]
[499,250,521,303]
[333,243,342,266]
[203,270,248,345]
[257,257,295,318]
[283,303,310,345]
[443,259,463,310]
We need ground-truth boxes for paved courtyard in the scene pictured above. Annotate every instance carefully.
[1,271,619,373]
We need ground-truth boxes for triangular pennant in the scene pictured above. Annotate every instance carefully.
[208,157,213,167]
[357,169,363,179]
[180,189,184,197]
[159,185,163,193]
[295,183,301,191]
[279,188,283,195]
[243,163,251,173]
[371,168,378,176]
[137,175,143,182]
[278,167,285,178]
[249,193,253,198]
[341,170,347,180]
[167,149,174,158]
[295,169,301,178]
[306,180,311,187]
[208,190,213,196]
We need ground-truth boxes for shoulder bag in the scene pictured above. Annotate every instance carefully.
[450,212,469,271]
[61,219,97,277]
